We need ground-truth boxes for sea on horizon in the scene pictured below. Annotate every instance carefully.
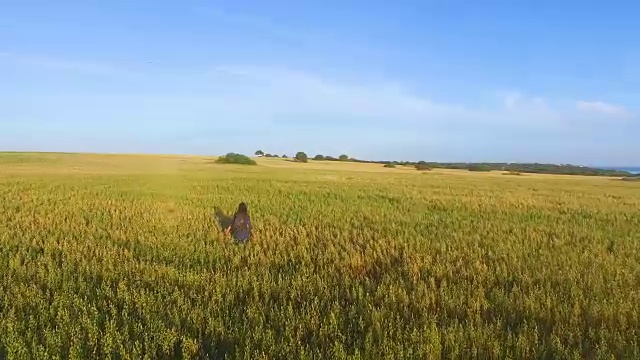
[598,167,640,175]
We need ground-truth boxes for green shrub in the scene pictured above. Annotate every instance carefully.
[215,153,257,165]
[415,164,431,171]
[295,152,308,163]
[383,163,396,168]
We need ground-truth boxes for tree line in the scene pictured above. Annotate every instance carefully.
[222,150,637,177]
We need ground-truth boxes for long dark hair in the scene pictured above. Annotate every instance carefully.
[237,202,248,214]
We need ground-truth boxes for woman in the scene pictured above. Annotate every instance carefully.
[224,202,252,243]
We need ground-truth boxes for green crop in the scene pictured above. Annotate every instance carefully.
[1,153,639,359]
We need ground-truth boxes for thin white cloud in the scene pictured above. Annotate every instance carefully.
[211,65,464,115]
[502,92,523,109]
[5,53,634,136]
[502,91,547,111]
[211,65,631,133]
[3,60,637,163]
[0,51,119,75]
[576,100,630,118]
[209,65,578,131]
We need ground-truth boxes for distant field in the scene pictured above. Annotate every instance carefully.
[1,152,639,359]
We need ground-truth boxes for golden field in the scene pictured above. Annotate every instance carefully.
[1,152,639,359]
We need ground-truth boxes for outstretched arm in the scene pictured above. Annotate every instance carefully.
[225,214,236,235]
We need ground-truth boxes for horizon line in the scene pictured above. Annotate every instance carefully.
[1,150,637,169]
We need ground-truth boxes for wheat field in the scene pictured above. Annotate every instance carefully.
[1,152,639,359]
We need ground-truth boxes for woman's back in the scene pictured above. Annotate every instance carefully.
[230,203,251,242]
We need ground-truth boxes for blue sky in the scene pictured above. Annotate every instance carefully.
[1,0,639,165]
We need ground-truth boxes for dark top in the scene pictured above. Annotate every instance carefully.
[231,212,252,241]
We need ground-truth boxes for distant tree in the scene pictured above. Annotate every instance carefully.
[314,154,325,160]
[273,154,280,158]
[216,153,257,165]
[265,153,273,158]
[467,165,491,172]
[295,152,308,163]
[255,150,264,157]
[325,156,338,161]
[339,154,349,161]
[282,154,288,158]
[415,163,431,171]
[384,163,396,168]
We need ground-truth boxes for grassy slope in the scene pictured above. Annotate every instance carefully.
[1,152,639,359]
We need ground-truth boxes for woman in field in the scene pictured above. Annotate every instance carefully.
[224,202,252,243]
